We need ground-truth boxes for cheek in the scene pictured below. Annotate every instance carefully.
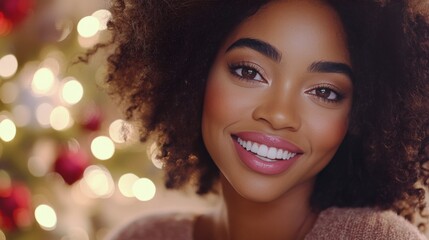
[202,80,227,128]
[305,107,350,156]
[202,70,253,136]
[201,70,232,152]
[202,80,228,140]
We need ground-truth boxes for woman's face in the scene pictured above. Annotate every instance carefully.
[202,0,353,202]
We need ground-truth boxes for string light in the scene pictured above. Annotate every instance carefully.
[0,2,160,238]
[49,106,73,131]
[31,68,56,96]
[0,118,17,142]
[77,16,100,38]
[0,54,18,78]
[118,173,139,198]
[132,178,156,201]
[34,204,57,231]
[61,79,84,105]
[148,142,163,169]
[92,9,111,31]
[83,165,114,198]
[109,119,133,143]
[91,136,115,160]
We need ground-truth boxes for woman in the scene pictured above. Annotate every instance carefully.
[101,0,429,239]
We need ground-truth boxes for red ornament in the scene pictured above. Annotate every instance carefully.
[54,148,89,185]
[0,182,32,231]
[80,107,103,132]
[0,0,34,25]
[0,0,33,36]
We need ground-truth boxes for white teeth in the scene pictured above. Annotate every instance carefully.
[236,137,298,161]
[251,143,258,153]
[267,147,277,159]
[283,151,288,160]
[257,145,268,157]
[246,141,252,150]
[276,149,283,159]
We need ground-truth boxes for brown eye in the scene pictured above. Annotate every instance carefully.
[240,68,257,79]
[232,66,263,81]
[306,86,343,103]
[315,88,337,100]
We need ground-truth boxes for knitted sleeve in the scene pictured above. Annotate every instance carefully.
[105,212,196,240]
[305,207,427,240]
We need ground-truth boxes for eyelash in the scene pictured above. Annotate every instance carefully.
[227,62,345,103]
[305,84,345,103]
[228,62,266,83]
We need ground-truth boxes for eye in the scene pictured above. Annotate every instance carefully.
[306,86,344,103]
[234,67,262,80]
[229,63,265,82]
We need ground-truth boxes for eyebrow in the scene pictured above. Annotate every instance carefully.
[308,61,354,81]
[226,38,282,63]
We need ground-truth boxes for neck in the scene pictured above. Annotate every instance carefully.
[216,176,318,240]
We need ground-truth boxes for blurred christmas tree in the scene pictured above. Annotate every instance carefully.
[0,1,211,239]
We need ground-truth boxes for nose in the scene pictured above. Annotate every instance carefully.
[252,89,301,131]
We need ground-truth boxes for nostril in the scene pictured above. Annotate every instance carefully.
[252,102,301,131]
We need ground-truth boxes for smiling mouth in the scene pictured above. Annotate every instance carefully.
[236,137,297,162]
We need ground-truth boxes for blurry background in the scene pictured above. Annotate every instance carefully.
[0,0,213,239]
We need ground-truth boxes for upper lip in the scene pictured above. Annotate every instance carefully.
[232,132,303,153]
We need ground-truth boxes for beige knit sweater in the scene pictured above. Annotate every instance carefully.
[107,207,427,240]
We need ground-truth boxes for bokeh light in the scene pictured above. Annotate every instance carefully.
[83,165,114,198]
[0,54,18,78]
[61,79,84,105]
[56,19,73,42]
[41,57,61,77]
[91,136,115,160]
[28,156,46,177]
[92,9,111,31]
[35,204,57,230]
[12,105,31,127]
[28,139,56,177]
[31,68,56,95]
[0,170,11,190]
[0,81,19,104]
[0,229,5,240]
[77,16,100,38]
[78,34,100,48]
[148,142,163,169]
[109,119,133,143]
[62,227,90,240]
[0,118,17,142]
[50,106,73,131]
[118,173,139,198]
[36,103,53,127]
[132,178,156,201]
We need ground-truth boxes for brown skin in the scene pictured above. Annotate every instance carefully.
[101,0,429,232]
[199,0,352,239]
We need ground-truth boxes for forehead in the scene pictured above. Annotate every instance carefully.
[222,0,350,64]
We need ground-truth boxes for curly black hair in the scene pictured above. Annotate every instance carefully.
[100,0,429,228]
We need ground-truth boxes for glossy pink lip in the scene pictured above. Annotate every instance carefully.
[232,132,303,175]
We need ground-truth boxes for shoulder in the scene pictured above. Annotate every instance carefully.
[305,207,427,240]
[106,212,197,240]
